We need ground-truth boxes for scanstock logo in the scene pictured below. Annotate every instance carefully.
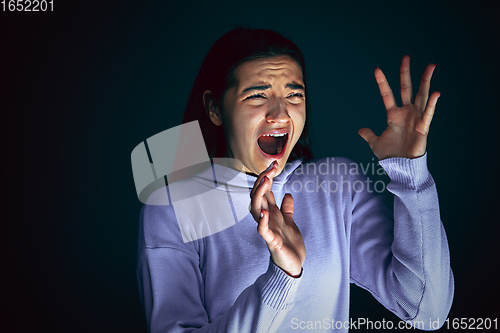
[131,121,250,242]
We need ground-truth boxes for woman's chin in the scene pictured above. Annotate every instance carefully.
[255,151,292,175]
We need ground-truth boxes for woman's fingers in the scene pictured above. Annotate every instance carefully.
[250,161,279,221]
[400,55,413,106]
[250,160,278,199]
[375,67,397,111]
[414,63,436,111]
[250,176,270,220]
[264,186,277,207]
[280,193,294,219]
[420,91,440,134]
[281,193,298,230]
[257,209,276,244]
[358,127,378,149]
[259,193,305,277]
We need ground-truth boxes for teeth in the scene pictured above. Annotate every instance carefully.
[262,133,287,137]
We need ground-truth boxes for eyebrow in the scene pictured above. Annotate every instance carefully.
[241,83,305,93]
[286,83,305,91]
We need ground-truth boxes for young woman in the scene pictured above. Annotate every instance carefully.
[136,28,454,332]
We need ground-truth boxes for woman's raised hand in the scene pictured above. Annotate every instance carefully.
[249,161,306,277]
[358,55,440,160]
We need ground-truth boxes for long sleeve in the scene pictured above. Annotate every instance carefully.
[349,153,454,330]
[136,202,302,333]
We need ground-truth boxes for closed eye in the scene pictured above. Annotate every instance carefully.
[244,93,266,100]
[287,92,304,98]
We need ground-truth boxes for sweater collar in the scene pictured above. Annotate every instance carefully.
[192,159,303,193]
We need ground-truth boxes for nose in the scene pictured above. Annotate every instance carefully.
[266,97,290,124]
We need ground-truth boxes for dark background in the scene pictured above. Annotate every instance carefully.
[2,0,499,331]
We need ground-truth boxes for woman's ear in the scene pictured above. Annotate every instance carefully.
[203,90,223,126]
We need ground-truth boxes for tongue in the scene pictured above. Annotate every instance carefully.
[258,136,283,155]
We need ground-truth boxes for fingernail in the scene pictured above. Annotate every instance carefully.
[265,162,274,172]
[260,209,264,218]
[259,176,268,185]
[375,66,380,70]
[437,92,441,98]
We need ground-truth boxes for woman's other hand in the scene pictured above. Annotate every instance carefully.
[249,161,306,277]
[358,55,440,160]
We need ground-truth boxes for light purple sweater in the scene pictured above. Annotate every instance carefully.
[136,153,454,332]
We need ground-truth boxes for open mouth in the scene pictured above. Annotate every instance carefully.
[257,133,288,157]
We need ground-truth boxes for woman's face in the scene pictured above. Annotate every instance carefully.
[211,55,306,176]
